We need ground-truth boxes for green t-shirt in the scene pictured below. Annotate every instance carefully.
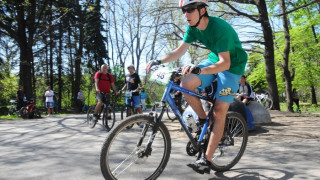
[183,16,247,75]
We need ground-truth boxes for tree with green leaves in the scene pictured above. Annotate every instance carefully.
[0,0,48,99]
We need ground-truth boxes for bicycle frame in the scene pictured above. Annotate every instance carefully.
[150,80,214,152]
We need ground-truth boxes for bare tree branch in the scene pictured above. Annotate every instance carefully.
[216,1,261,23]
[276,0,320,16]
[241,40,265,45]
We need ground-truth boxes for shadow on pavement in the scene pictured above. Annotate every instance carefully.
[212,168,294,180]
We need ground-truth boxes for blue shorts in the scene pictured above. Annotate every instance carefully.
[125,95,141,108]
[46,102,54,108]
[196,59,241,103]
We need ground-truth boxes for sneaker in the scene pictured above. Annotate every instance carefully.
[187,157,211,174]
[46,114,50,117]
[93,114,98,122]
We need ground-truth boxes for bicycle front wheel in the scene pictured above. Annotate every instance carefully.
[87,106,97,128]
[102,106,116,132]
[100,114,171,180]
[211,111,248,172]
[20,107,28,119]
[8,106,15,116]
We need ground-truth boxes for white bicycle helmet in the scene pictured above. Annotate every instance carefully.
[179,0,209,8]
[127,64,135,70]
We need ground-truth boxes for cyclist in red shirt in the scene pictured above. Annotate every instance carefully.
[93,64,119,121]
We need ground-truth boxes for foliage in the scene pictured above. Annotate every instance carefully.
[0,0,319,111]
[0,72,18,105]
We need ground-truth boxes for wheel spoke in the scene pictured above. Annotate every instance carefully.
[112,147,138,177]
[100,115,171,180]
[211,112,248,172]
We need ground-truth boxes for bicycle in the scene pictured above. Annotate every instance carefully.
[86,92,116,132]
[120,90,141,129]
[100,65,248,179]
[255,93,273,110]
[8,100,18,116]
[20,99,41,119]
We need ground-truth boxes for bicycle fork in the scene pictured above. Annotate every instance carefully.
[136,106,165,157]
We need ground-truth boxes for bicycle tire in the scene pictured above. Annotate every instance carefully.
[35,107,42,118]
[265,98,273,110]
[20,107,28,119]
[120,105,126,120]
[100,114,171,180]
[210,111,248,172]
[166,106,177,121]
[102,106,116,132]
[87,106,97,128]
[8,106,15,116]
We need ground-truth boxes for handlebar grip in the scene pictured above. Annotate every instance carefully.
[191,66,201,75]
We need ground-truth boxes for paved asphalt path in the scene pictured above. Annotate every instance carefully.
[0,112,319,180]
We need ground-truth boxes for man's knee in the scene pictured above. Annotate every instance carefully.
[213,101,230,119]
[96,101,102,108]
[181,75,201,90]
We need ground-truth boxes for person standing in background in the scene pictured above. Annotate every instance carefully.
[16,85,26,111]
[292,88,300,112]
[140,88,147,111]
[77,89,85,113]
[45,86,55,117]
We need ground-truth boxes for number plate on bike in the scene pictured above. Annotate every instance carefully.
[125,91,132,97]
[150,66,173,85]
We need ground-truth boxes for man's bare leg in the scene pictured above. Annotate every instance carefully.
[137,107,143,114]
[181,74,206,119]
[205,99,230,160]
[94,101,102,115]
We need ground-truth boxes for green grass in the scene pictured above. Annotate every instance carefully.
[280,102,320,114]
[0,114,21,120]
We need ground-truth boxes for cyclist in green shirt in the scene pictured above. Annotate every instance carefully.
[147,0,247,174]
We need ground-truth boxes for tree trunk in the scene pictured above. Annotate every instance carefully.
[310,85,317,105]
[279,0,293,112]
[73,0,84,109]
[256,0,280,110]
[18,44,33,100]
[57,19,63,111]
[16,0,35,100]
[49,1,54,89]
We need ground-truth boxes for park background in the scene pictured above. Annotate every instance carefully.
[0,0,319,117]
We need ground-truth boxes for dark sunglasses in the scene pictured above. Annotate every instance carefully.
[182,7,197,14]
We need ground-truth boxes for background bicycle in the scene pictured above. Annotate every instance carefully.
[255,92,273,110]
[120,90,142,129]
[8,100,19,116]
[86,93,116,132]
[20,99,41,119]
[100,66,248,179]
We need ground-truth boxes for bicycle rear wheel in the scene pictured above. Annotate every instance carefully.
[33,107,41,118]
[87,106,97,128]
[102,106,116,132]
[262,98,273,110]
[100,114,171,180]
[210,111,248,172]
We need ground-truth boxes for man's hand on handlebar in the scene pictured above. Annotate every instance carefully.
[146,60,162,72]
[181,64,201,75]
